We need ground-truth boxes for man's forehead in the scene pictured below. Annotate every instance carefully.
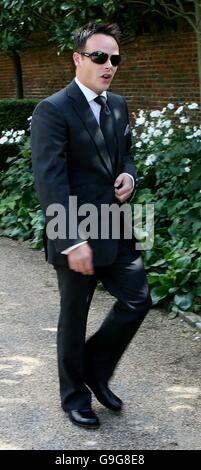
[86,34,119,50]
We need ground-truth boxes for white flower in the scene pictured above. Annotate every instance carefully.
[161,120,172,128]
[147,126,155,136]
[180,116,189,124]
[140,132,147,141]
[132,129,137,136]
[15,136,22,143]
[188,103,199,110]
[0,136,8,144]
[5,131,12,137]
[162,107,167,114]
[145,154,157,166]
[135,117,146,126]
[167,103,174,110]
[174,106,184,115]
[144,121,149,127]
[9,138,14,143]
[167,128,174,136]
[149,140,154,146]
[143,137,150,144]
[194,129,201,138]
[18,130,25,135]
[27,116,32,121]
[186,134,194,139]
[153,129,162,137]
[185,159,191,164]
[185,126,190,133]
[136,141,142,148]
[150,110,161,118]
[156,119,162,128]
[162,138,170,145]
[184,167,190,173]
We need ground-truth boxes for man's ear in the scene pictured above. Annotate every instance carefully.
[73,52,81,67]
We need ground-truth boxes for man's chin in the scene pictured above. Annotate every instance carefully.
[96,82,112,94]
[100,77,112,88]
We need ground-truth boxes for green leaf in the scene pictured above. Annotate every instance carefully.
[194,286,201,297]
[147,272,160,284]
[168,305,179,319]
[193,258,201,270]
[173,294,193,311]
[168,287,178,294]
[193,222,201,234]
[151,259,166,267]
[151,286,169,305]
[174,256,192,269]
[60,3,74,11]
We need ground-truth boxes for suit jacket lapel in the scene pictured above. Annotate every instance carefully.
[66,81,114,179]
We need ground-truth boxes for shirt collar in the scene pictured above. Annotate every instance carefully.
[75,77,107,102]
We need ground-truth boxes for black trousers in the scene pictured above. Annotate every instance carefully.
[55,241,151,411]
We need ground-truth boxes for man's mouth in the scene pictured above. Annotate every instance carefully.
[101,74,112,80]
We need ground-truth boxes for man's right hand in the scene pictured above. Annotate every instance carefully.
[68,243,94,275]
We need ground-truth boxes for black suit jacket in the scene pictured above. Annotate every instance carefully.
[31,80,137,266]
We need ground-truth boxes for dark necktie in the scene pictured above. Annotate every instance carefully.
[94,95,117,173]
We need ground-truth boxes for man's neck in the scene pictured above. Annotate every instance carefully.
[75,77,107,98]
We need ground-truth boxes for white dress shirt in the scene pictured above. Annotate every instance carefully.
[62,77,134,255]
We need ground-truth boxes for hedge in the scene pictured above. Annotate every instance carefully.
[0,99,39,173]
[0,99,39,134]
[0,143,19,173]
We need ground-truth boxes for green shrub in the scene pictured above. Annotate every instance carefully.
[0,142,19,173]
[0,99,38,173]
[0,129,27,180]
[132,102,201,315]
[0,99,38,134]
[0,135,44,248]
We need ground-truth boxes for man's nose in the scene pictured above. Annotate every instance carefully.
[104,58,112,68]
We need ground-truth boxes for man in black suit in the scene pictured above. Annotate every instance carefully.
[31,22,151,429]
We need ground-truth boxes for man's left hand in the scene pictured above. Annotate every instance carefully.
[114,174,134,203]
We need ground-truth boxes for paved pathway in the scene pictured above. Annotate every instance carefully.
[0,237,201,450]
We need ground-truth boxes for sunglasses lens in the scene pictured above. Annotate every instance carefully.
[90,52,121,66]
[111,55,121,66]
[91,52,108,64]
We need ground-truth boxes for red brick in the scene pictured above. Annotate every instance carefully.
[0,31,199,114]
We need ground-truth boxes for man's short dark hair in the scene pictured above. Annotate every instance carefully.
[73,22,121,51]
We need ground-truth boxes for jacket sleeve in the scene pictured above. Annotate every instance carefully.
[31,99,83,252]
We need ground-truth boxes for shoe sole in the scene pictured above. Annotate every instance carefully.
[69,417,100,429]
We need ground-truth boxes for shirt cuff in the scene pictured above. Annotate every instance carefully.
[61,241,87,255]
[122,173,135,190]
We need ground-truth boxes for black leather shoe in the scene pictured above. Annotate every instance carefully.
[68,408,100,428]
[86,380,122,411]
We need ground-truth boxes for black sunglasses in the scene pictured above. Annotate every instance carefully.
[79,51,121,66]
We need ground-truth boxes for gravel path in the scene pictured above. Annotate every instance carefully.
[0,237,201,450]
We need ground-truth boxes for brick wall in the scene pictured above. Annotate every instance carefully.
[0,30,199,116]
